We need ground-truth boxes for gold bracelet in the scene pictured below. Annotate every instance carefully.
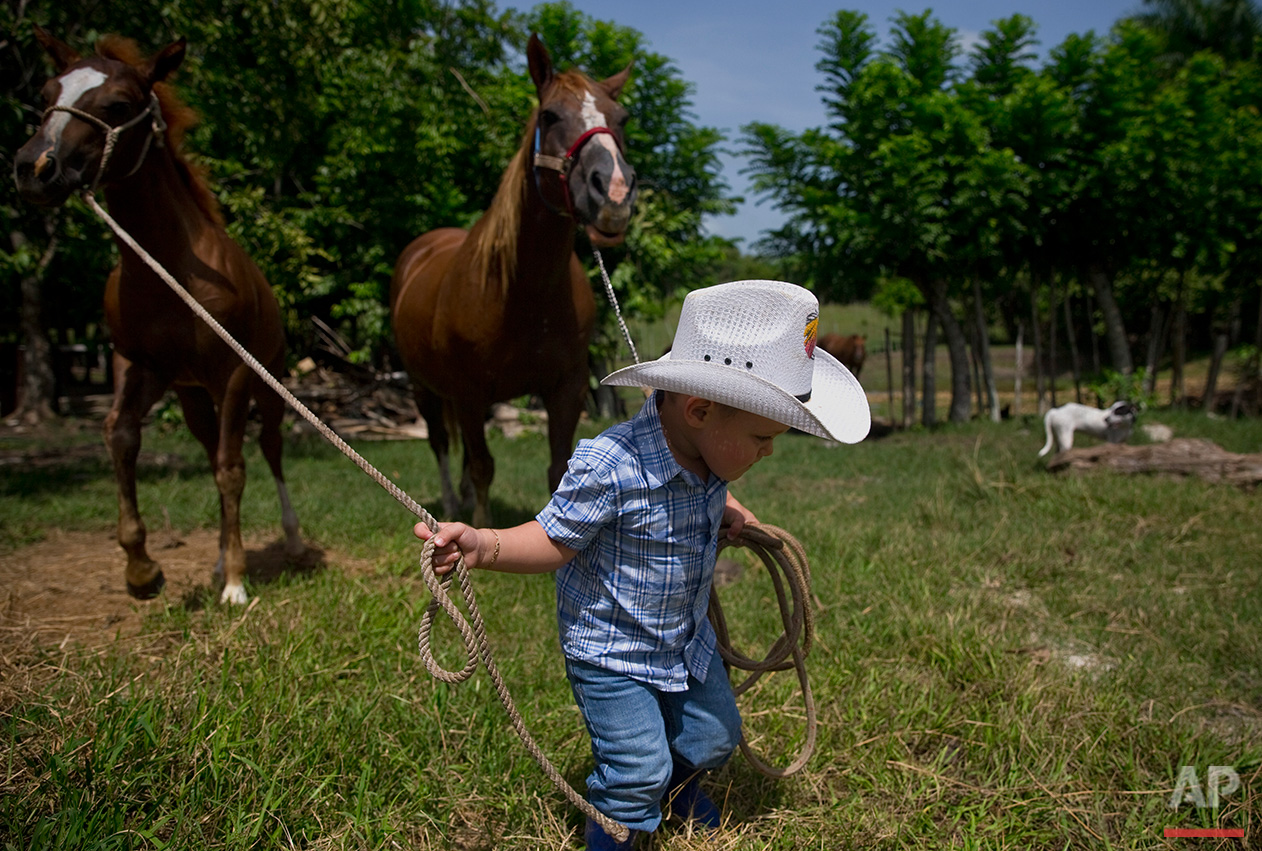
[487,529,501,567]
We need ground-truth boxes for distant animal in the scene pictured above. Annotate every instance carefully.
[13,28,303,604]
[391,34,636,526]
[818,333,866,378]
[1038,401,1137,458]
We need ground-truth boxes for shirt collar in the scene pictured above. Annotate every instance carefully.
[632,391,700,489]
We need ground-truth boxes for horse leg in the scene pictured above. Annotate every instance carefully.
[543,379,587,495]
[104,355,170,599]
[175,385,228,580]
[254,375,304,558]
[212,366,254,605]
[454,403,494,527]
[416,386,459,519]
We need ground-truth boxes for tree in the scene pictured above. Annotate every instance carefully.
[1131,0,1262,64]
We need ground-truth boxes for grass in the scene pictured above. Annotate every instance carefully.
[2,400,1261,849]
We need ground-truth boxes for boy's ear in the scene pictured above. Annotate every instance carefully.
[681,396,717,427]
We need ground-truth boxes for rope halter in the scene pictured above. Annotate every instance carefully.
[532,124,620,219]
[42,90,166,192]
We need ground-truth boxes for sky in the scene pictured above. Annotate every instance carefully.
[547,0,1148,246]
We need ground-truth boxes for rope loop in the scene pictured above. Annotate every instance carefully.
[712,523,818,778]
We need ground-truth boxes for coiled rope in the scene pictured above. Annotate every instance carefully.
[712,524,816,777]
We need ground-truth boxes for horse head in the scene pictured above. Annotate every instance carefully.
[527,33,637,246]
[14,27,185,206]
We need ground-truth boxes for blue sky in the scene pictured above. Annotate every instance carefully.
[547,0,1147,245]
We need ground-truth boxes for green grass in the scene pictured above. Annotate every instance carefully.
[2,407,1261,849]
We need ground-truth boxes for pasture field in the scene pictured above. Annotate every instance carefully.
[2,403,1261,850]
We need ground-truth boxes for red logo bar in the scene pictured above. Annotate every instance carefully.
[1164,828,1245,838]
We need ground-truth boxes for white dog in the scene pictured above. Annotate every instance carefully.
[1038,401,1137,457]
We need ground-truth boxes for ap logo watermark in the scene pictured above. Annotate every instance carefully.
[1169,766,1240,808]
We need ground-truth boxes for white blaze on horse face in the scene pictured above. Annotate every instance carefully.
[47,67,108,143]
[579,90,630,205]
[579,91,605,132]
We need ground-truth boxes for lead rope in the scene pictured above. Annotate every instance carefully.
[81,191,631,843]
[592,249,818,777]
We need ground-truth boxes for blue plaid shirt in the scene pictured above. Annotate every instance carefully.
[536,394,728,692]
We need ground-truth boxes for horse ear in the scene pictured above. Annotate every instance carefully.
[33,25,81,72]
[527,33,554,94]
[601,61,634,100]
[144,37,186,85]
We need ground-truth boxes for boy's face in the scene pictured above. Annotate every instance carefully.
[694,405,790,481]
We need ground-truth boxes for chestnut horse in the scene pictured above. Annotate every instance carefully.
[391,35,636,525]
[818,333,866,378]
[13,29,303,604]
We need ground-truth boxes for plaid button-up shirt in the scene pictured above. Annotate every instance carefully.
[537,394,728,691]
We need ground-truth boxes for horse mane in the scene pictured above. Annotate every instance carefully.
[465,70,595,295]
[97,35,224,227]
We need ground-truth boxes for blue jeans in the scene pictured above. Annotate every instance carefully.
[565,652,742,832]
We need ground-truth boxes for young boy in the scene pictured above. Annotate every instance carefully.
[415,280,869,849]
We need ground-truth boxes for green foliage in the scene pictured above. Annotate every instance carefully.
[3,0,735,372]
[1086,367,1158,409]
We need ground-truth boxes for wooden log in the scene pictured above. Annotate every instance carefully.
[1045,438,1262,487]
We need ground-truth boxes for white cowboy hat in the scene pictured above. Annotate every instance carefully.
[602,280,871,443]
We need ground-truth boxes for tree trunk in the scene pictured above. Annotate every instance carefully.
[1203,298,1239,414]
[1144,303,1166,397]
[9,228,59,425]
[1170,274,1187,408]
[1013,320,1024,418]
[1203,325,1229,414]
[1085,284,1101,375]
[972,277,999,422]
[967,312,984,413]
[1087,262,1133,374]
[927,278,971,423]
[1063,291,1083,403]
[587,355,627,420]
[1031,293,1046,414]
[902,309,916,428]
[884,326,895,423]
[1048,274,1059,408]
[922,310,937,427]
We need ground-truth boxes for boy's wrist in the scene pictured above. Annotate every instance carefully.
[482,529,501,568]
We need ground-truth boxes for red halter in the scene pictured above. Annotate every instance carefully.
[532,125,621,219]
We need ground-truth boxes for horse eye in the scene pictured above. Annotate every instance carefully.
[105,101,133,121]
[539,109,560,128]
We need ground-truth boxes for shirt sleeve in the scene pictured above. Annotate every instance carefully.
[536,451,616,552]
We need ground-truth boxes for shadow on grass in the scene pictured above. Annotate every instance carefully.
[178,537,330,611]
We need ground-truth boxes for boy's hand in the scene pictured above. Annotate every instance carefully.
[413,521,488,574]
[721,491,758,540]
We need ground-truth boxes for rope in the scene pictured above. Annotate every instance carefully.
[79,190,631,844]
[712,524,817,777]
[592,247,639,364]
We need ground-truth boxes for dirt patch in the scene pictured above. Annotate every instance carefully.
[0,528,373,654]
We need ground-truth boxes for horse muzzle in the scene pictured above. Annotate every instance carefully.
[13,139,83,206]
[574,149,636,242]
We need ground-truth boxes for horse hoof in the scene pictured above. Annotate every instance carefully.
[220,583,249,605]
[127,571,166,600]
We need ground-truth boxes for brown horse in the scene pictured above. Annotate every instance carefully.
[818,333,866,378]
[13,29,303,604]
[391,35,636,526]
